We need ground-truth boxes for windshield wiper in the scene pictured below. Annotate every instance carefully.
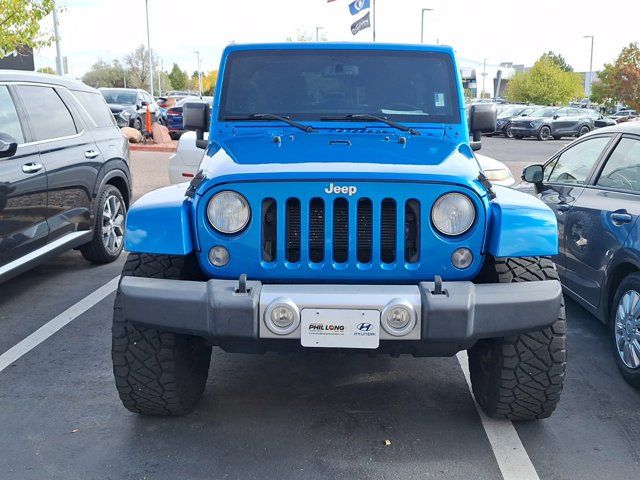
[223,114,314,132]
[321,114,421,135]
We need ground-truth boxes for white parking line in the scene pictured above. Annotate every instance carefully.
[456,351,540,480]
[0,276,119,374]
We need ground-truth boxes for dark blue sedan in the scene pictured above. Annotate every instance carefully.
[166,96,212,140]
[522,121,640,387]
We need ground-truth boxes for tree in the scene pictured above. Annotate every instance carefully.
[506,57,584,105]
[0,0,55,57]
[591,42,640,111]
[168,62,188,90]
[37,66,56,75]
[540,51,573,72]
[202,70,218,96]
[82,59,126,88]
[123,44,156,90]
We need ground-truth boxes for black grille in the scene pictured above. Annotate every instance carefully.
[309,198,325,263]
[380,199,396,263]
[262,196,421,266]
[357,199,372,263]
[333,198,349,263]
[286,198,300,263]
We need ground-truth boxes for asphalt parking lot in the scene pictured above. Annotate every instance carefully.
[1,137,639,480]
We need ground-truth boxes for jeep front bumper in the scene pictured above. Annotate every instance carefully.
[119,277,562,355]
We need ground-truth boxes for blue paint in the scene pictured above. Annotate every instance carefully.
[123,42,559,281]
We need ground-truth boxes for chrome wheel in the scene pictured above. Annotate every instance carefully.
[615,290,640,369]
[102,194,125,255]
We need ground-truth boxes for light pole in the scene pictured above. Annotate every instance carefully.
[481,58,488,99]
[145,0,154,96]
[52,1,63,75]
[420,8,434,44]
[315,26,324,41]
[583,35,594,99]
[194,51,202,96]
[157,58,163,96]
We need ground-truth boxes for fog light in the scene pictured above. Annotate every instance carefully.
[265,297,300,335]
[381,299,417,337]
[452,248,473,269]
[209,246,229,267]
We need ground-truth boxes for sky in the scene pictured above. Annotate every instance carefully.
[36,0,640,78]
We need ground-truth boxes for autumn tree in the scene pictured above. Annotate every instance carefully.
[0,0,55,57]
[540,51,573,72]
[591,42,640,111]
[37,66,56,74]
[202,70,218,96]
[506,57,584,105]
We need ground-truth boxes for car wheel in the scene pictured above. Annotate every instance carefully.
[133,117,143,132]
[504,123,514,138]
[80,184,126,264]
[112,253,212,416]
[610,274,640,388]
[578,125,590,137]
[468,257,567,419]
[537,126,552,141]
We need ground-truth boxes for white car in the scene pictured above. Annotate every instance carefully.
[168,131,208,184]
[476,154,515,187]
[169,135,515,188]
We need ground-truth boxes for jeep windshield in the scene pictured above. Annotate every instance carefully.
[219,49,460,124]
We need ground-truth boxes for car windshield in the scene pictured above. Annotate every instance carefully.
[530,107,558,117]
[101,90,137,105]
[219,49,460,124]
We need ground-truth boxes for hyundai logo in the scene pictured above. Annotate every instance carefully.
[357,322,373,332]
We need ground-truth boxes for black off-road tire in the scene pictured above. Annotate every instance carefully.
[112,253,212,416]
[468,257,567,420]
[80,185,126,264]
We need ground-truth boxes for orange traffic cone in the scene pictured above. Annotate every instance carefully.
[145,104,152,141]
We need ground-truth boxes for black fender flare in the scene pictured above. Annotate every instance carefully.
[599,250,640,321]
[90,160,132,226]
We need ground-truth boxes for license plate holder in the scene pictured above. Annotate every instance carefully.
[301,309,380,349]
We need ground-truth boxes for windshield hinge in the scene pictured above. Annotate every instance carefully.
[477,172,496,200]
[186,170,207,198]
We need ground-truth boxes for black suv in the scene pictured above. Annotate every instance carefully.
[0,71,131,282]
[100,88,159,131]
[510,106,594,141]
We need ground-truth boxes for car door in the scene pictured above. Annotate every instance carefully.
[537,135,614,280]
[0,84,48,266]
[566,108,582,135]
[551,108,571,135]
[15,84,102,242]
[565,134,640,306]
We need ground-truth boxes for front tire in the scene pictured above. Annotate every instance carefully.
[112,253,212,416]
[80,185,126,264]
[537,126,552,141]
[504,123,514,138]
[610,274,640,388]
[578,125,590,137]
[468,257,567,420]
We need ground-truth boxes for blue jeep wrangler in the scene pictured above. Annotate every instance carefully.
[113,43,566,420]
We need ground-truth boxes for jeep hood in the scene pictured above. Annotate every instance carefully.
[198,131,486,196]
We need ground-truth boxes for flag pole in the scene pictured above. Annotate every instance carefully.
[372,0,376,41]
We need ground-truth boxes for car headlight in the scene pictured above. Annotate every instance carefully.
[483,168,514,183]
[529,120,542,127]
[207,191,250,234]
[431,193,475,236]
[119,111,131,119]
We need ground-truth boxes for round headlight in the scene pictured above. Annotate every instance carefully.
[431,193,475,236]
[207,191,250,234]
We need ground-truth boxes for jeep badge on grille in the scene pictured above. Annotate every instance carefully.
[324,182,357,196]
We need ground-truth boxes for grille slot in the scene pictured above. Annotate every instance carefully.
[286,198,301,263]
[405,199,420,263]
[381,199,396,264]
[333,198,349,263]
[357,198,372,263]
[309,198,325,263]
[261,199,277,262]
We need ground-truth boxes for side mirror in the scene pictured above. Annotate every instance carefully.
[0,133,18,159]
[522,164,544,184]
[469,103,497,151]
[183,102,212,145]
[552,114,559,120]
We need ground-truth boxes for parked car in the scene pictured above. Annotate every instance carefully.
[609,109,637,124]
[0,71,131,283]
[584,109,617,129]
[510,106,594,141]
[168,130,208,184]
[114,43,565,420]
[156,95,190,126]
[100,87,160,132]
[494,105,539,138]
[166,96,212,139]
[520,121,640,387]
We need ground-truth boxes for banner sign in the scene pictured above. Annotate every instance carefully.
[349,0,370,15]
[350,11,371,35]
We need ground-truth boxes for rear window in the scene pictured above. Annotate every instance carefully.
[73,90,116,128]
